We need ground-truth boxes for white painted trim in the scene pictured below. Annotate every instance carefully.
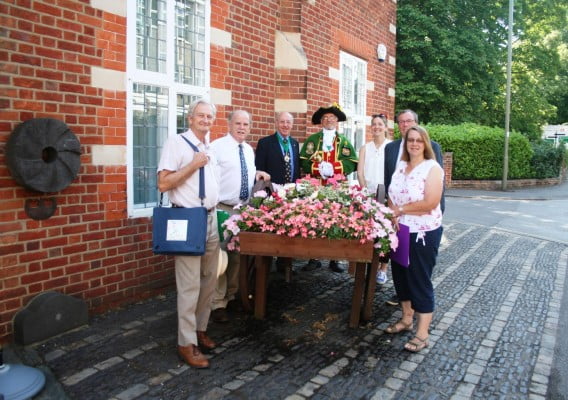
[211,88,232,106]
[91,145,126,166]
[275,31,308,70]
[91,66,126,90]
[329,67,340,81]
[91,0,126,17]
[211,28,232,48]
[274,99,307,113]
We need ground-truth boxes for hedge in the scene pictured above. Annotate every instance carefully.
[423,123,534,180]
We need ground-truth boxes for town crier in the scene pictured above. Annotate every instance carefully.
[299,102,358,273]
[300,102,358,184]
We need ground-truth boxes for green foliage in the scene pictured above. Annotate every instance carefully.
[425,123,533,179]
[530,141,566,178]
[396,0,568,133]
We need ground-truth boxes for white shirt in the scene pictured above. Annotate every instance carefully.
[388,159,443,233]
[157,130,220,209]
[210,133,256,206]
[362,139,392,193]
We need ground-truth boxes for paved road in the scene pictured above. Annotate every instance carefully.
[3,181,567,400]
[445,180,568,400]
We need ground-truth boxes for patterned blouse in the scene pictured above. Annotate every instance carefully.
[388,159,443,234]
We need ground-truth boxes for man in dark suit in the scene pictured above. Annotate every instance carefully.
[255,112,300,184]
[255,112,301,275]
[383,109,445,307]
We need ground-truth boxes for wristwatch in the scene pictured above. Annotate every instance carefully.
[398,206,404,215]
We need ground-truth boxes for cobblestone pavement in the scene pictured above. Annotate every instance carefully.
[6,221,568,400]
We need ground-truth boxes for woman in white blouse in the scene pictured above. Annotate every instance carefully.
[384,125,444,353]
[357,114,392,284]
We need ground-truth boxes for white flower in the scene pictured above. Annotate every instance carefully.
[253,189,268,198]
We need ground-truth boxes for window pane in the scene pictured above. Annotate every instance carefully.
[136,0,167,72]
[175,0,206,85]
[176,93,198,134]
[132,83,169,208]
[342,64,354,110]
[355,63,366,115]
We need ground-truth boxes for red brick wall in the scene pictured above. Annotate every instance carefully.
[0,0,397,342]
[210,0,279,142]
[0,0,171,343]
[301,0,397,138]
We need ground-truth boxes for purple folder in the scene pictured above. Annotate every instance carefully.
[390,223,410,267]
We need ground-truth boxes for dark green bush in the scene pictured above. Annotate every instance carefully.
[424,123,533,180]
[530,141,565,178]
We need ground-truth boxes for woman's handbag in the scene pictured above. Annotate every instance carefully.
[390,223,410,267]
[152,137,208,256]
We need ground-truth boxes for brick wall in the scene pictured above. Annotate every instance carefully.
[301,0,397,134]
[0,0,171,342]
[0,0,397,342]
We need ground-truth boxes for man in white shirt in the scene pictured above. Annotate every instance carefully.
[209,110,269,322]
[157,99,220,369]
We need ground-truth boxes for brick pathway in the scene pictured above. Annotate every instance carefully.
[9,221,568,400]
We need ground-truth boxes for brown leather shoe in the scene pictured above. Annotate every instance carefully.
[196,331,216,351]
[178,344,209,368]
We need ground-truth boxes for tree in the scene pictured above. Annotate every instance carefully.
[396,0,568,137]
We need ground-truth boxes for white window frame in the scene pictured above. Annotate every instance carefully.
[126,0,211,218]
[339,51,368,180]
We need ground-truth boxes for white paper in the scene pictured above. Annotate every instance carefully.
[166,219,188,241]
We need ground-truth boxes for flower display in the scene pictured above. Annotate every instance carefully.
[223,175,399,257]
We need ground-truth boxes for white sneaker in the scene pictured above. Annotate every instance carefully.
[376,271,387,284]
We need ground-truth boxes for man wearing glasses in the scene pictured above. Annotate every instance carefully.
[299,102,358,273]
[384,110,444,208]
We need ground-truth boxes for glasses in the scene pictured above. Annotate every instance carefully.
[407,138,424,144]
[398,119,415,124]
[372,113,387,119]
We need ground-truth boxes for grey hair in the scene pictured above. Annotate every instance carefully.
[396,109,419,124]
[228,109,252,124]
[276,111,294,122]
[188,98,217,117]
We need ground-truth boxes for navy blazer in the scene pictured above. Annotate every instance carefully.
[255,133,301,185]
[384,139,445,212]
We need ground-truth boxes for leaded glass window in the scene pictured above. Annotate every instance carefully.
[128,0,209,215]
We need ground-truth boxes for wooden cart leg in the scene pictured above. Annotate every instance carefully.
[254,256,270,319]
[239,254,253,312]
[362,259,379,321]
[349,262,366,328]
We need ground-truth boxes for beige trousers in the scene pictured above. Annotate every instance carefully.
[212,203,240,310]
[175,212,219,347]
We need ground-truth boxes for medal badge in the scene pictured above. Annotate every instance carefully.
[284,154,290,162]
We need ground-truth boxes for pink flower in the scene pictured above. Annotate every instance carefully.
[222,179,397,254]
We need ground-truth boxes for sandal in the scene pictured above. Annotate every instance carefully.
[384,320,413,334]
[404,336,429,353]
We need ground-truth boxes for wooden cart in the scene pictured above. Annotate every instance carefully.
[238,231,380,328]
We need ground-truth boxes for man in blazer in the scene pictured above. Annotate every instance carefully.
[255,112,300,185]
[384,109,445,213]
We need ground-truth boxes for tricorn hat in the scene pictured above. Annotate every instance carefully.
[311,102,347,125]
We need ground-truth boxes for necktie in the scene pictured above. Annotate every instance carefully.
[239,143,249,200]
[283,138,292,183]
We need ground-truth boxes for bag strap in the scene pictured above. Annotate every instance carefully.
[159,135,206,207]
[180,135,205,206]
